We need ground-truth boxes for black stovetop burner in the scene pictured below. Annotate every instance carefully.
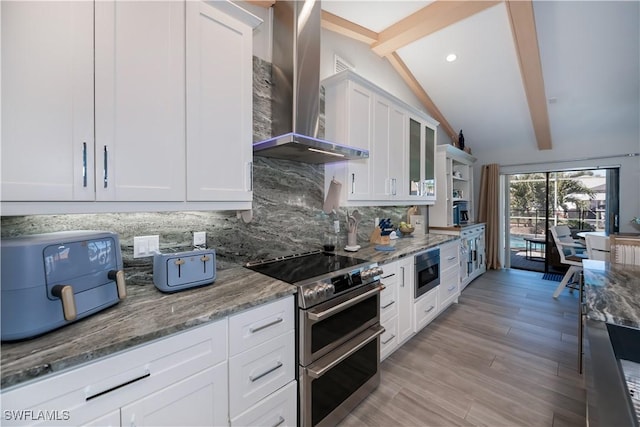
[246,251,369,285]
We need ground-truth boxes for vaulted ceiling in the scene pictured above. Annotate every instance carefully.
[251,1,640,155]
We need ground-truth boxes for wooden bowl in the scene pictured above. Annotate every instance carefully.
[399,225,415,235]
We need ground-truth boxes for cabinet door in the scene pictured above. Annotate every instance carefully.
[423,123,436,200]
[85,409,121,427]
[186,1,253,202]
[372,97,392,201]
[95,1,186,201]
[406,117,423,201]
[345,82,373,200]
[372,98,405,201]
[1,1,94,201]
[397,258,414,343]
[120,364,228,427]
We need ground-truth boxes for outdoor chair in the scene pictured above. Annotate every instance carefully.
[550,225,587,298]
[585,234,610,262]
[609,234,640,266]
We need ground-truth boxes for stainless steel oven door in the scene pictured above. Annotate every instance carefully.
[300,325,384,427]
[415,248,440,299]
[299,282,382,366]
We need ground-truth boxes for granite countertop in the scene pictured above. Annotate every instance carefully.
[429,223,486,232]
[336,233,458,264]
[1,266,296,389]
[582,259,640,329]
[1,233,459,390]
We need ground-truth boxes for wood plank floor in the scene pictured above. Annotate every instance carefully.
[339,268,586,427]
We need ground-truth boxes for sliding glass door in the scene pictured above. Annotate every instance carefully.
[507,168,618,273]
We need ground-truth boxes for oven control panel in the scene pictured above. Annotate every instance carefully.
[300,264,383,308]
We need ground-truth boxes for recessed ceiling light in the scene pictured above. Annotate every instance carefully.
[446,53,457,63]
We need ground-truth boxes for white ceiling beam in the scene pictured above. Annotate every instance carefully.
[321,10,379,45]
[371,1,501,57]
[506,1,552,150]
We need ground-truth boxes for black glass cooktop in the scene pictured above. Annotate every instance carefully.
[246,251,369,284]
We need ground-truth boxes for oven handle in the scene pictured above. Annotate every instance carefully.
[306,325,384,379]
[307,285,384,321]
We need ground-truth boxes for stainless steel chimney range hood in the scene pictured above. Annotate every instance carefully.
[252,0,369,164]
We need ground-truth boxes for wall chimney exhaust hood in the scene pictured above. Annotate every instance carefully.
[252,0,369,164]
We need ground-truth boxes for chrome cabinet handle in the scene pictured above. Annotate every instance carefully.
[391,178,397,195]
[351,173,355,194]
[82,142,88,187]
[400,267,405,287]
[425,305,435,313]
[306,326,384,379]
[248,162,253,191]
[381,300,395,309]
[249,317,283,333]
[103,145,109,188]
[308,285,383,321]
[447,285,456,292]
[447,256,456,261]
[381,334,396,345]
[271,416,285,427]
[249,361,283,382]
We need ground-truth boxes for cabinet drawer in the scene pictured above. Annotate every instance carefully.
[1,319,227,426]
[229,330,295,417]
[440,241,460,272]
[380,316,398,361]
[380,280,398,323]
[231,380,297,427]
[229,295,294,357]
[414,287,438,333]
[438,268,460,313]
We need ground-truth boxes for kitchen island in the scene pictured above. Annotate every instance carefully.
[582,259,640,426]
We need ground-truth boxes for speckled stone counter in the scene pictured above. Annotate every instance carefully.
[583,259,640,329]
[335,233,458,264]
[1,267,296,389]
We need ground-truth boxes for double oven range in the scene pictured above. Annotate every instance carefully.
[246,251,384,427]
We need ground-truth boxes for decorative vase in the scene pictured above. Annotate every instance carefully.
[458,130,465,150]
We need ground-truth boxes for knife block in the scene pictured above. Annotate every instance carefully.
[369,227,390,245]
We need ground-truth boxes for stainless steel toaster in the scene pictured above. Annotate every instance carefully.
[1,231,126,341]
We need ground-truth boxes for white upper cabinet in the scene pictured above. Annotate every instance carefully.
[372,96,406,201]
[1,0,260,214]
[186,1,258,203]
[325,79,374,201]
[323,70,438,207]
[1,1,94,201]
[95,1,186,201]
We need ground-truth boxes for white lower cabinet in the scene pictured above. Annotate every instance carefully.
[230,380,297,427]
[413,287,438,333]
[397,257,415,344]
[379,240,461,362]
[0,295,297,427]
[228,331,295,417]
[120,364,228,427]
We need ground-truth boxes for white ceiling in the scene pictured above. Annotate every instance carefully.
[322,1,640,154]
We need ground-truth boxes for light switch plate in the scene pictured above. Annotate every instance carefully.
[133,235,160,258]
[193,231,206,247]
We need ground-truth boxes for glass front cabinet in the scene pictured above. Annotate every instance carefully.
[406,116,437,202]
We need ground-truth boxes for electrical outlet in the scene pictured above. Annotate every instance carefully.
[193,231,206,247]
[333,220,340,233]
[133,235,160,258]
